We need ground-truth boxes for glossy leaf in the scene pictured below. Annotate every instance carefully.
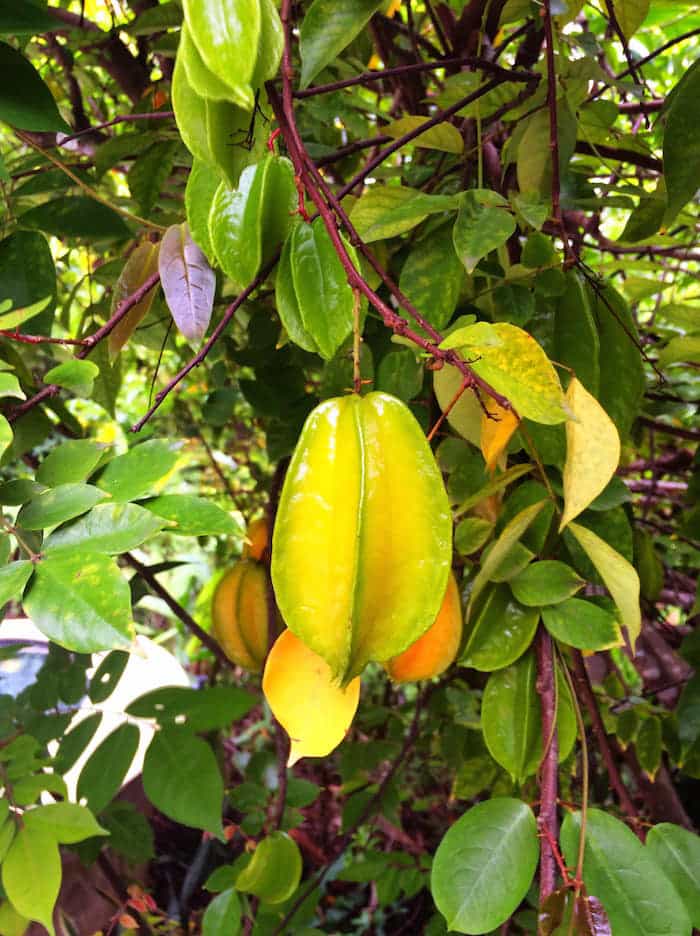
[143,727,224,837]
[276,231,318,353]
[454,516,494,555]
[108,241,160,356]
[568,522,641,651]
[142,494,242,536]
[1,824,60,936]
[0,40,69,131]
[44,359,99,396]
[180,21,237,101]
[453,189,516,274]
[645,823,700,928]
[0,561,32,607]
[0,413,11,460]
[431,798,538,934]
[299,0,385,88]
[561,378,620,530]
[481,401,519,472]
[561,809,692,936]
[24,803,108,845]
[159,222,215,343]
[183,0,258,106]
[541,598,622,651]
[441,321,568,425]
[186,158,219,261]
[17,483,106,530]
[510,560,584,607]
[202,888,242,936]
[461,583,539,671]
[271,393,452,681]
[44,502,166,554]
[24,551,133,652]
[76,723,140,814]
[263,630,361,765]
[481,650,576,782]
[36,440,106,487]
[235,832,303,903]
[172,50,213,165]
[96,440,178,503]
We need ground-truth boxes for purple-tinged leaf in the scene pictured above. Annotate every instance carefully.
[159,223,215,343]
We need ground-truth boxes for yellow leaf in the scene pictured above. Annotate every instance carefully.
[560,379,620,530]
[480,402,519,472]
[433,365,482,446]
[568,522,641,652]
[108,241,160,358]
[383,116,464,154]
[263,630,360,766]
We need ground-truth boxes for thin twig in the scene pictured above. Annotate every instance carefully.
[536,627,559,901]
[58,110,174,144]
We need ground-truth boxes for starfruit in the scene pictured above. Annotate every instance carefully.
[242,516,269,562]
[211,559,269,671]
[385,571,462,683]
[263,629,361,765]
[271,392,452,684]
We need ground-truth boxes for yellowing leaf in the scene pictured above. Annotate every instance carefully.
[263,630,360,766]
[568,522,641,652]
[560,378,620,530]
[481,402,519,472]
[433,365,482,446]
[383,116,464,154]
[108,241,160,357]
[441,322,568,425]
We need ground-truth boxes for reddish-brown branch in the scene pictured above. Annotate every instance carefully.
[638,417,700,443]
[536,627,559,901]
[0,331,88,347]
[542,0,573,260]
[571,651,641,827]
[575,140,662,173]
[57,110,174,145]
[8,271,161,425]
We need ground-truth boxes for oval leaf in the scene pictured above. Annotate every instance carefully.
[108,241,160,356]
[541,598,622,651]
[235,832,302,904]
[159,222,215,343]
[1,825,60,936]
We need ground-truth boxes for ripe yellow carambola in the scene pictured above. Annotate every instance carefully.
[242,515,269,562]
[271,392,452,684]
[385,572,462,682]
[263,630,361,766]
[211,560,269,671]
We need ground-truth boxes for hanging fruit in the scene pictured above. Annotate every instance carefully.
[271,392,452,684]
[211,559,269,672]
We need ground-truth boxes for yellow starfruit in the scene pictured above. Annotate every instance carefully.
[211,559,269,671]
[271,392,452,684]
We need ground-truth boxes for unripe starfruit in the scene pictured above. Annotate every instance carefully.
[271,392,452,684]
[385,571,462,682]
[211,559,269,671]
[263,629,360,766]
[242,516,269,562]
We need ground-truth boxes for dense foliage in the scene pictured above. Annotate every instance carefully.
[0,1,698,934]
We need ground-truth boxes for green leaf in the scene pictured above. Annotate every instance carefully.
[664,62,700,221]
[299,0,385,88]
[510,561,584,606]
[0,561,32,607]
[276,231,318,353]
[636,716,662,779]
[24,551,133,652]
[481,650,576,782]
[98,800,155,865]
[467,500,545,618]
[235,832,302,904]
[461,583,539,671]
[593,285,645,438]
[45,502,166,554]
[289,218,355,360]
[159,222,216,344]
[183,0,259,106]
[186,158,219,262]
[350,186,457,243]
[658,335,700,368]
[541,598,622,650]
[0,1,60,34]
[453,189,516,274]
[376,349,423,401]
[24,803,108,844]
[517,104,576,199]
[96,440,178,503]
[0,479,45,505]
[180,20,240,101]
[77,723,140,815]
[454,516,494,555]
[126,685,256,732]
[0,373,24,400]
[17,483,106,530]
[129,140,178,213]
[431,798,538,934]
[560,809,692,936]
[89,650,129,703]
[203,888,242,936]
[398,225,464,330]
[0,40,69,131]
[20,196,131,241]
[141,494,242,536]
[0,818,14,862]
[143,728,224,836]
[646,824,700,928]
[554,270,600,396]
[0,900,28,936]
[44,359,99,396]
[441,321,567,424]
[1,824,60,936]
[36,440,106,487]
[612,0,650,35]
[568,522,641,652]
[383,115,464,153]
[0,231,56,335]
[53,712,102,774]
